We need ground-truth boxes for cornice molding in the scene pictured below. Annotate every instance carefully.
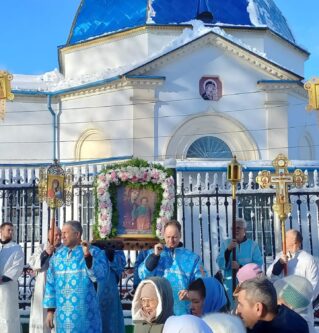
[128,33,301,81]
[60,25,186,55]
[257,82,307,98]
[60,77,164,100]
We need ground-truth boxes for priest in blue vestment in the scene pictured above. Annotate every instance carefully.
[138,220,206,315]
[43,221,109,333]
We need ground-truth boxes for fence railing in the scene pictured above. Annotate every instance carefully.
[1,164,318,310]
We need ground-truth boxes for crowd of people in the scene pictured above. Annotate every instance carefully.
[0,218,318,333]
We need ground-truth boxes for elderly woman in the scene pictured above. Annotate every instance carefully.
[138,220,206,315]
[132,277,174,333]
[216,218,262,306]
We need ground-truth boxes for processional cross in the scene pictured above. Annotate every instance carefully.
[256,154,307,275]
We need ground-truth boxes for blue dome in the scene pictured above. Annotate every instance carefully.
[67,0,294,45]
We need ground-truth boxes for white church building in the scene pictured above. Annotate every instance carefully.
[2,2,319,315]
[1,0,317,165]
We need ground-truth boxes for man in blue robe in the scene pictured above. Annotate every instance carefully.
[217,219,262,307]
[98,249,126,333]
[43,221,109,333]
[138,220,206,315]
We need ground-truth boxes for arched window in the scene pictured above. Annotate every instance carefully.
[299,134,314,160]
[186,136,232,159]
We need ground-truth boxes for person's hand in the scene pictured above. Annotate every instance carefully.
[227,239,238,251]
[279,253,288,264]
[46,311,55,329]
[81,241,90,257]
[45,243,54,256]
[178,289,189,301]
[231,261,240,270]
[154,243,164,256]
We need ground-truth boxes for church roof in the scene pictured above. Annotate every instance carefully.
[67,0,295,45]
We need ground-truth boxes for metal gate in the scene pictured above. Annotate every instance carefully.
[0,164,319,309]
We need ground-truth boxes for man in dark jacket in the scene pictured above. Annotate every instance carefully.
[234,277,309,333]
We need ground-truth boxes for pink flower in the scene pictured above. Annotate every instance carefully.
[100,224,110,236]
[100,212,109,221]
[98,188,105,195]
[99,175,106,182]
[121,173,128,181]
[151,170,160,180]
[99,202,108,209]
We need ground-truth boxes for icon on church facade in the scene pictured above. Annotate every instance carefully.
[199,76,222,101]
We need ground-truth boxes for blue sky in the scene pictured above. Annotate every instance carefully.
[0,0,318,80]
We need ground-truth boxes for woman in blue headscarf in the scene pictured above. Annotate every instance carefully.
[185,277,227,317]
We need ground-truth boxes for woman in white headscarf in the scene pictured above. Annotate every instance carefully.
[163,314,213,333]
[203,313,246,333]
[274,275,315,333]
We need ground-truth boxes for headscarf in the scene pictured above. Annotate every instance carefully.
[203,313,246,333]
[140,283,158,299]
[274,275,313,310]
[163,315,213,333]
[132,277,174,324]
[202,277,227,314]
[236,263,263,284]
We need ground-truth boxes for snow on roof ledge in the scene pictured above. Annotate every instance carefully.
[176,160,319,171]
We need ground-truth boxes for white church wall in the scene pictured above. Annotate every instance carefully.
[263,34,306,77]
[146,43,284,161]
[61,28,180,80]
[61,32,149,79]
[147,27,182,55]
[226,29,307,77]
[224,28,265,53]
[59,87,134,162]
[0,96,55,163]
[287,93,318,160]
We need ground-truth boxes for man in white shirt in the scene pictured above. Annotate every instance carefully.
[28,227,62,333]
[0,222,24,333]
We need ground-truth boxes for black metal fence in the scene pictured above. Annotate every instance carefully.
[176,170,319,276]
[1,165,319,310]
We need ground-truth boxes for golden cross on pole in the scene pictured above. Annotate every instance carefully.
[227,155,242,294]
[256,154,307,275]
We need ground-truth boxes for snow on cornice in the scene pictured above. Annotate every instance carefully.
[176,159,319,171]
[12,20,297,93]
